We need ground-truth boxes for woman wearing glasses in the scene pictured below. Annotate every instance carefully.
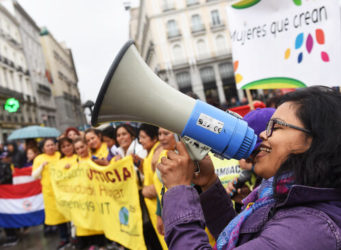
[157,86,341,249]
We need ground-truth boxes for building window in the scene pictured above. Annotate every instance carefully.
[219,63,234,79]
[197,39,208,58]
[176,71,192,93]
[200,67,218,103]
[215,35,228,53]
[172,44,184,62]
[163,0,175,12]
[167,20,181,38]
[219,63,238,102]
[191,14,205,33]
[211,10,221,26]
[187,0,199,6]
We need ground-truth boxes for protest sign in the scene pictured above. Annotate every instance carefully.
[50,156,146,250]
[227,0,341,89]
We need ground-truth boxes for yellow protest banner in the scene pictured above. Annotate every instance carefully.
[49,156,146,250]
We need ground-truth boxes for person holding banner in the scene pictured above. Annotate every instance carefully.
[85,128,111,166]
[73,137,107,250]
[157,86,341,250]
[32,138,70,249]
[102,125,120,158]
[58,137,78,169]
[74,137,91,161]
[115,124,147,162]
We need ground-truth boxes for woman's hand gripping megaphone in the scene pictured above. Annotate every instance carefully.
[157,141,217,191]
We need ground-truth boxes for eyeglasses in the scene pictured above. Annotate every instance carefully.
[266,118,311,137]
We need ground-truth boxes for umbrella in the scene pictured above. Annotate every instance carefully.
[7,126,61,141]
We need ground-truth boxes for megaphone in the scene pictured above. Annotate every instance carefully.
[92,40,257,160]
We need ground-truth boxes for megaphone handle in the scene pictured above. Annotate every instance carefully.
[193,160,200,175]
[174,134,201,174]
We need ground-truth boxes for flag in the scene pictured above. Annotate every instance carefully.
[0,167,44,228]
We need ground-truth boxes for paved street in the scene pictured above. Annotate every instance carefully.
[0,225,71,250]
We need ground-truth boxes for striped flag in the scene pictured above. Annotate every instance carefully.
[0,167,44,228]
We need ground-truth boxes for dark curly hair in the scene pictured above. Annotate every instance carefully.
[58,137,74,158]
[115,124,136,139]
[138,124,159,140]
[274,86,341,191]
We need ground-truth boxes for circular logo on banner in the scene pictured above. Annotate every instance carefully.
[119,206,129,225]
[23,200,32,211]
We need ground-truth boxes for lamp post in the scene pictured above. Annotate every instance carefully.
[82,100,95,117]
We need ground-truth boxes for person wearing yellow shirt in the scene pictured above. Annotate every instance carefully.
[136,124,166,249]
[31,138,69,249]
[58,137,78,169]
[153,128,177,238]
[84,128,111,166]
[73,137,106,250]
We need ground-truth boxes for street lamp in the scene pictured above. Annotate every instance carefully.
[82,100,95,116]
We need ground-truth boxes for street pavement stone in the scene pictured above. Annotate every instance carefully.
[0,225,73,250]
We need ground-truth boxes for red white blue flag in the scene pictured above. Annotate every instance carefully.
[0,167,44,228]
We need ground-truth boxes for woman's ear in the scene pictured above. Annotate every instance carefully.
[292,134,312,154]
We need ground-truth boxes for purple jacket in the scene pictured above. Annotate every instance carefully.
[163,179,341,249]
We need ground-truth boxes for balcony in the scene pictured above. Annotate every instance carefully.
[17,66,23,73]
[167,29,182,40]
[210,20,226,31]
[191,24,206,35]
[197,52,211,61]
[38,83,52,96]
[9,37,19,47]
[172,58,189,70]
[3,57,9,66]
[9,60,15,68]
[162,2,175,12]
[187,0,199,7]
[215,48,232,59]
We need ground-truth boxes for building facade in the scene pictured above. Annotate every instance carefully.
[0,3,38,142]
[130,0,247,107]
[40,28,86,132]
[13,1,57,128]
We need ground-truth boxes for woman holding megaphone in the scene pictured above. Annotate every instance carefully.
[157,86,341,250]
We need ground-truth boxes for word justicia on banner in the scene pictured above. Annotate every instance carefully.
[49,156,146,250]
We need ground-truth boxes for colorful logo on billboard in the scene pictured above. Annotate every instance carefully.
[284,29,329,63]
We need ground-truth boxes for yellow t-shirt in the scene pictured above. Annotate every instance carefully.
[91,142,109,159]
[142,143,168,249]
[58,154,78,168]
[154,150,168,203]
[32,152,69,225]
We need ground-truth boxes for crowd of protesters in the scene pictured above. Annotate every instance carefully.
[0,86,340,250]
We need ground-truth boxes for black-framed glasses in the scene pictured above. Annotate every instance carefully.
[266,118,311,137]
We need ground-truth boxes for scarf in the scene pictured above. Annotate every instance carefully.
[215,173,294,250]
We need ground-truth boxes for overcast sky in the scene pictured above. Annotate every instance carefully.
[17,0,138,108]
